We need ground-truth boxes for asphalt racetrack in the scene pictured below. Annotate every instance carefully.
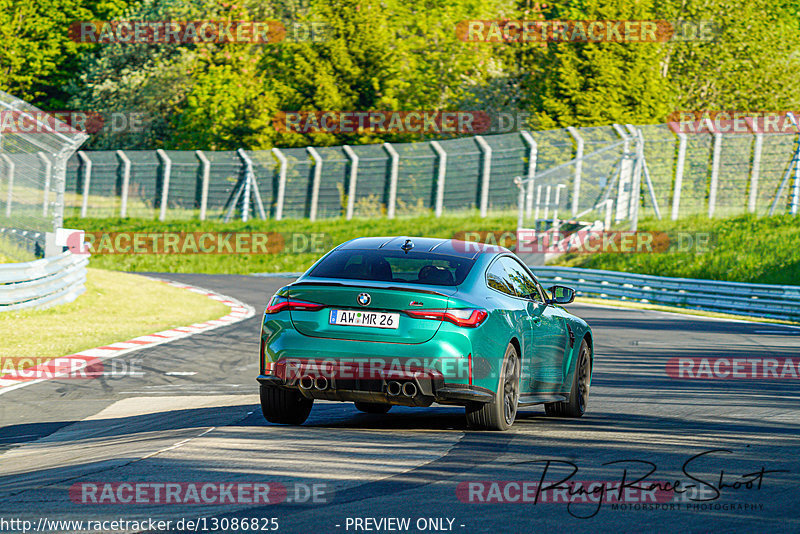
[1,273,798,533]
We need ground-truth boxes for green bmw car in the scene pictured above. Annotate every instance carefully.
[257,236,593,430]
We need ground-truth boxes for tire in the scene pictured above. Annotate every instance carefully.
[260,384,313,425]
[545,339,591,418]
[354,402,392,414]
[465,343,520,431]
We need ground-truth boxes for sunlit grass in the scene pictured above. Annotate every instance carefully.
[0,268,230,358]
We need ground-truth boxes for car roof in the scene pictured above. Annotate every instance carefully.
[337,236,509,259]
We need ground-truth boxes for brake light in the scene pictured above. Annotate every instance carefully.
[265,296,325,314]
[404,308,488,327]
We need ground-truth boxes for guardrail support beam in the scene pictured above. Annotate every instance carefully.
[196,150,210,220]
[567,127,583,217]
[273,148,288,220]
[430,141,447,217]
[2,154,14,217]
[520,131,537,219]
[307,147,323,222]
[156,149,171,221]
[671,133,687,220]
[343,145,359,220]
[475,136,492,217]
[116,150,131,218]
[708,131,722,218]
[383,143,399,219]
[77,151,91,218]
[37,153,52,217]
[612,124,633,222]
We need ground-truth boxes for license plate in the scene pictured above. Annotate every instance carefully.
[329,309,399,329]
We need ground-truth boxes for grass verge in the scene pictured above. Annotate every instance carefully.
[64,213,518,274]
[558,213,800,285]
[0,268,230,359]
[64,212,799,286]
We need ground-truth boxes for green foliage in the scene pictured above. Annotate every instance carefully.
[0,0,93,105]
[3,0,799,146]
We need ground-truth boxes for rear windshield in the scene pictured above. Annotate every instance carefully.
[309,249,475,286]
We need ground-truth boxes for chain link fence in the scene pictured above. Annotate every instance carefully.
[0,91,88,260]
[7,113,798,231]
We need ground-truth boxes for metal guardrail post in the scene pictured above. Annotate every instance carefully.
[534,185,542,221]
[567,127,583,217]
[671,133,687,220]
[514,177,525,232]
[196,150,210,220]
[237,149,265,221]
[307,147,323,221]
[708,131,722,218]
[52,150,67,230]
[543,185,552,220]
[343,145,359,220]
[156,149,171,221]
[272,148,288,220]
[604,199,613,229]
[743,117,761,213]
[520,131,537,219]
[626,125,643,230]
[630,126,662,220]
[475,136,492,217]
[612,124,632,222]
[1,154,14,217]
[553,183,567,223]
[430,141,447,218]
[116,150,131,217]
[37,152,52,217]
[383,143,399,219]
[77,151,91,218]
[240,150,252,222]
[789,113,800,216]
[747,121,763,214]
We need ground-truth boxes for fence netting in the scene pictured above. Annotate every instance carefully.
[52,123,800,225]
[0,90,87,260]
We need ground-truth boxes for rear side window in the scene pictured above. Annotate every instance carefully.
[486,260,515,296]
[309,249,475,286]
[500,257,543,302]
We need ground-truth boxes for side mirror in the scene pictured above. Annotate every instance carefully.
[547,285,575,305]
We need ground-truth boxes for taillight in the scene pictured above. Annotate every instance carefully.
[404,308,488,327]
[265,295,325,314]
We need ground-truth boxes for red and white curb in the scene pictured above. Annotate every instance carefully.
[0,277,255,395]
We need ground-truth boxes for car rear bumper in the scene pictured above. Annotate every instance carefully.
[257,372,494,406]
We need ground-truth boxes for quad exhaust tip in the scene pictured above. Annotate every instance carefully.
[387,381,402,396]
[402,381,417,397]
[299,376,314,390]
[314,376,329,390]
